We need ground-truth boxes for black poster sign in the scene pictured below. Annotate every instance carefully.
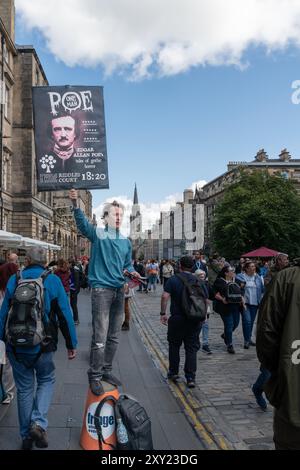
[32,86,109,191]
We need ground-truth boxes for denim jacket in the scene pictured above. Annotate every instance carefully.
[236,272,264,305]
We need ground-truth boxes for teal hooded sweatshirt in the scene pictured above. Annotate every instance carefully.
[73,208,134,288]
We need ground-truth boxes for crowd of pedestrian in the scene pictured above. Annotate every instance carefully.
[0,198,298,451]
[156,249,299,450]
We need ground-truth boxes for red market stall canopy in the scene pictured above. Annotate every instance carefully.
[242,247,280,258]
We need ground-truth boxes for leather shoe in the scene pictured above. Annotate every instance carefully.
[90,379,104,396]
[29,423,48,448]
[21,438,33,451]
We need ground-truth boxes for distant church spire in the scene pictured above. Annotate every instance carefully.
[130,183,142,239]
[133,183,139,205]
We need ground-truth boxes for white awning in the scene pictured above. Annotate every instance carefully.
[0,230,23,246]
[45,242,61,252]
[0,231,61,251]
[19,238,61,252]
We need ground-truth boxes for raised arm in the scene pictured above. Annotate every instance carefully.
[69,189,96,242]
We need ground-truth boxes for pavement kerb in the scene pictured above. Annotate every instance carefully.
[131,297,232,451]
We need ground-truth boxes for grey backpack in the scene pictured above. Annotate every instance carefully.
[6,270,50,348]
[94,393,153,451]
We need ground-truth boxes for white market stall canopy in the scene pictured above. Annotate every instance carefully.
[19,238,61,251]
[0,230,23,246]
[0,230,61,251]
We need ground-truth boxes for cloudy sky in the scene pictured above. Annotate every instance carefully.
[15,0,300,231]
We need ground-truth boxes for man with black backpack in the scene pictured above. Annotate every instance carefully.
[160,256,208,388]
[0,247,77,450]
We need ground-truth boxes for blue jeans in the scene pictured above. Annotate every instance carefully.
[201,320,209,346]
[220,306,240,346]
[253,367,271,394]
[89,287,124,381]
[7,351,55,439]
[148,275,157,291]
[242,304,259,343]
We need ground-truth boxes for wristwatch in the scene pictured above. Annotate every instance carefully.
[160,312,166,316]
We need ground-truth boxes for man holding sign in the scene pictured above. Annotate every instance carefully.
[69,189,140,395]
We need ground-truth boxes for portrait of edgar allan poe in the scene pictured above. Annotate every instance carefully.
[44,114,81,174]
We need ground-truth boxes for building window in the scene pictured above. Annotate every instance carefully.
[35,68,40,86]
[36,217,39,237]
[2,153,11,192]
[3,155,8,191]
[3,213,8,231]
[4,86,10,119]
[2,41,9,64]
[41,225,48,241]
[293,171,300,180]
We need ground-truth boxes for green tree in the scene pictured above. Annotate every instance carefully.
[212,170,300,259]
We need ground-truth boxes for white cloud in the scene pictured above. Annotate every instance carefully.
[15,0,300,80]
[189,180,207,193]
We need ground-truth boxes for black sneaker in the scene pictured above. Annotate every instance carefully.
[249,340,256,346]
[187,380,195,389]
[102,373,122,386]
[227,345,235,354]
[244,342,250,349]
[90,379,104,396]
[202,345,212,355]
[21,437,33,451]
[122,323,130,331]
[29,423,48,448]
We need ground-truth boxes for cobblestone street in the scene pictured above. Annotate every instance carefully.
[131,285,274,450]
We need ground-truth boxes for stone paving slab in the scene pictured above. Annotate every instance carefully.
[131,285,275,450]
[157,412,202,451]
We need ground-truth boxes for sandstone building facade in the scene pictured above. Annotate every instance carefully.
[194,148,300,252]
[0,1,93,260]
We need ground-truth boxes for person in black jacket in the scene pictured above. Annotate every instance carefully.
[69,258,82,325]
[135,260,147,292]
[213,266,243,354]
